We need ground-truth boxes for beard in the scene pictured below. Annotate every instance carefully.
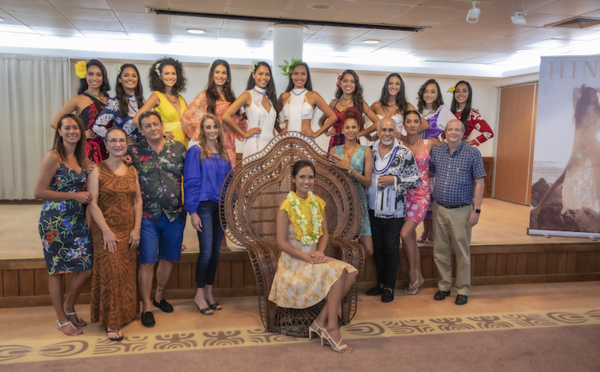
[381,138,394,146]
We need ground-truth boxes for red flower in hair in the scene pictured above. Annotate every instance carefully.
[336,73,343,88]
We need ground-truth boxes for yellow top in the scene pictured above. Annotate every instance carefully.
[154,91,188,147]
[280,191,325,243]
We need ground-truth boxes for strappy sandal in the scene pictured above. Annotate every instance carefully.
[308,320,324,341]
[209,302,222,311]
[106,328,124,342]
[56,320,82,336]
[65,311,87,327]
[320,328,352,353]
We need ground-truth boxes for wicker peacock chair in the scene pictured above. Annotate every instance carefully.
[220,132,365,337]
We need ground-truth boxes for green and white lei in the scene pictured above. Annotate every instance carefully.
[287,191,322,245]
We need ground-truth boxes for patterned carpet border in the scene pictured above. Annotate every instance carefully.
[2,307,599,364]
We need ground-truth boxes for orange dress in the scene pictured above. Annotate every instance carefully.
[181,90,247,166]
[90,162,139,330]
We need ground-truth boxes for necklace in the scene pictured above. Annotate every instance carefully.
[339,97,352,107]
[373,145,399,174]
[343,143,359,161]
[165,93,178,104]
[84,90,103,99]
[253,87,266,95]
[287,191,323,245]
[291,88,306,96]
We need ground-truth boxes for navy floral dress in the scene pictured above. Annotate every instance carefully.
[38,159,93,274]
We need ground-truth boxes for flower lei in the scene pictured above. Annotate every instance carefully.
[75,61,87,79]
[447,84,456,93]
[278,58,303,77]
[249,60,260,73]
[287,191,322,245]
[336,73,343,88]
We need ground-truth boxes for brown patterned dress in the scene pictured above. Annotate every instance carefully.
[90,162,139,330]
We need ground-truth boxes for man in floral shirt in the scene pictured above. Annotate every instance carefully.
[130,111,186,327]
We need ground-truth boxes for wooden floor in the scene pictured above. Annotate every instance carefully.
[0,198,593,260]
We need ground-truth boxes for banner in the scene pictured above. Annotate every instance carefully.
[529,55,600,238]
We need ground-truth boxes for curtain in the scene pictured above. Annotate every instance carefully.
[0,54,70,199]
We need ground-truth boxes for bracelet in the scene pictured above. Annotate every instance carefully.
[347,168,353,176]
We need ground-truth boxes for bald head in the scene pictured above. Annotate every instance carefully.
[377,118,396,146]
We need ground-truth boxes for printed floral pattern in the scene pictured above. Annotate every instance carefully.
[38,162,92,274]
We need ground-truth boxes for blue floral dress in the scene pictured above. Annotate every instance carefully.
[38,159,93,274]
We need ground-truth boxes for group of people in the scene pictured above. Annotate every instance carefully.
[36,57,491,353]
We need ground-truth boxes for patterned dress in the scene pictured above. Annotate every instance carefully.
[38,157,93,274]
[268,193,357,309]
[181,90,247,166]
[332,144,371,236]
[81,93,107,163]
[328,103,359,152]
[90,162,139,330]
[404,139,431,224]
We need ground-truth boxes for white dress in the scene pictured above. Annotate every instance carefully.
[243,87,277,159]
[281,89,315,132]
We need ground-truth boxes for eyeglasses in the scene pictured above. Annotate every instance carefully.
[107,138,126,144]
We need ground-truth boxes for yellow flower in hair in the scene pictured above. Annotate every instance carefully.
[75,61,87,79]
[447,84,456,93]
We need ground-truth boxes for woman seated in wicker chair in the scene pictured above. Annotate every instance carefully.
[268,160,358,353]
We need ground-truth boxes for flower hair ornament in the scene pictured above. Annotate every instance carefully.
[249,60,260,73]
[336,73,343,88]
[154,63,161,76]
[278,58,303,77]
[75,61,87,79]
[447,84,456,93]
[114,64,122,76]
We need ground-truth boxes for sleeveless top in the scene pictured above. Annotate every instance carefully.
[243,87,277,158]
[407,139,431,198]
[154,91,188,147]
[281,89,314,132]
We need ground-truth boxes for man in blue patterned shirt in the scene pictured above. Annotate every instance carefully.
[130,111,186,327]
[430,119,486,305]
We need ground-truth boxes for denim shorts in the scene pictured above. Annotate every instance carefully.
[139,213,186,264]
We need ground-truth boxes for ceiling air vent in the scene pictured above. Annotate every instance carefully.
[546,17,600,29]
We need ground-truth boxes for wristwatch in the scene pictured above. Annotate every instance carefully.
[347,168,353,176]
[474,208,481,214]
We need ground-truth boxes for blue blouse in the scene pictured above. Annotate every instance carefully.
[93,95,142,141]
[183,144,232,214]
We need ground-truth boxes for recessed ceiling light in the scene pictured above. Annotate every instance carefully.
[187,28,205,35]
[0,17,4,22]
[308,3,333,10]
[363,39,380,44]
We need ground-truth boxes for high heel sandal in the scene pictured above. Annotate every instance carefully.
[405,275,425,295]
[320,328,352,353]
[308,321,323,341]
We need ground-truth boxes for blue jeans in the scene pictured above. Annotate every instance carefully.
[195,201,225,288]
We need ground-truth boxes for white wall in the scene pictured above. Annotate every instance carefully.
[69,58,504,157]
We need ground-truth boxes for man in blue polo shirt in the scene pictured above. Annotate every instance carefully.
[430,119,486,305]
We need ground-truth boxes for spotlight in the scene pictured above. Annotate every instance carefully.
[466,1,481,24]
[511,12,527,25]
[187,28,205,34]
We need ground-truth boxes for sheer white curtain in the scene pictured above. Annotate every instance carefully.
[0,54,70,199]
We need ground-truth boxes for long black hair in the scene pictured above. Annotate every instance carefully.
[115,63,144,118]
[417,79,444,113]
[285,62,313,92]
[77,59,110,96]
[206,59,236,114]
[334,70,365,116]
[246,61,278,114]
[450,80,473,128]
[378,73,408,115]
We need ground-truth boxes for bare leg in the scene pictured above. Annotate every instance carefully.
[401,220,423,293]
[49,274,81,335]
[194,287,212,313]
[204,284,221,309]
[138,262,156,312]
[322,269,355,353]
[419,219,433,244]
[63,270,92,313]
[314,269,357,329]
[359,235,373,257]
[154,259,174,303]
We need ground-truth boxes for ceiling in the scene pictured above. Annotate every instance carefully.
[1,0,600,77]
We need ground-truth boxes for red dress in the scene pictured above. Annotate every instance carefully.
[81,93,108,163]
[327,102,360,152]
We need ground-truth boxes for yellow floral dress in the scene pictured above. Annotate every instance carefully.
[268,192,357,309]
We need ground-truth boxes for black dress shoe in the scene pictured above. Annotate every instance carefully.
[366,286,384,296]
[153,299,174,313]
[455,294,468,305]
[141,311,155,327]
[381,288,394,303]
[433,290,451,301]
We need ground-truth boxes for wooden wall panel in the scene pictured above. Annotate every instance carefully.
[494,83,537,204]
[18,269,34,296]
[34,269,49,295]
[3,270,18,297]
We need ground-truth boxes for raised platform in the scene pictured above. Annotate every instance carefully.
[1,199,599,307]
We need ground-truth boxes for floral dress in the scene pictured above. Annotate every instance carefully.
[268,192,357,309]
[404,139,431,224]
[38,157,93,274]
